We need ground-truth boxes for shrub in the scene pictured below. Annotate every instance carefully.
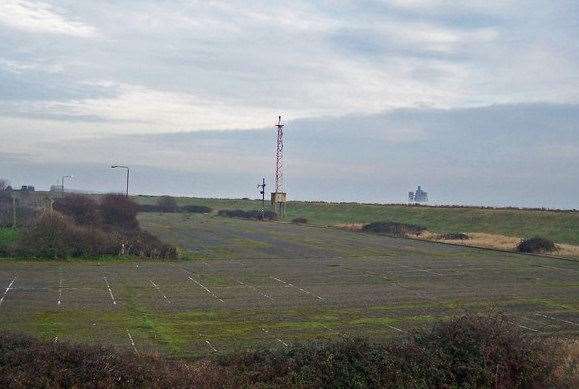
[362,221,426,237]
[516,236,557,253]
[439,232,470,240]
[180,205,213,214]
[138,204,161,212]
[223,314,576,388]
[14,209,176,260]
[217,209,278,221]
[291,217,308,224]
[0,332,231,388]
[0,204,36,228]
[53,194,100,226]
[381,314,576,388]
[16,210,119,258]
[99,194,139,230]
[0,315,575,388]
[156,196,179,213]
[118,230,177,259]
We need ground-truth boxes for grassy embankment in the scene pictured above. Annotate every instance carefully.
[136,196,579,246]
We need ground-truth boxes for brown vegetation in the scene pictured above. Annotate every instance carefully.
[9,194,176,260]
[0,314,575,388]
[99,194,139,230]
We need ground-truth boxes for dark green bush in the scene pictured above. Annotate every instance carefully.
[516,237,557,253]
[156,196,179,213]
[217,209,278,221]
[362,221,426,237]
[180,205,213,214]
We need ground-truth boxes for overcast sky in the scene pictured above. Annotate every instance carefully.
[1,1,578,208]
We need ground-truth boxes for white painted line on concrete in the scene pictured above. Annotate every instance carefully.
[387,325,406,333]
[261,328,289,347]
[57,279,62,306]
[517,324,539,332]
[103,277,117,305]
[0,277,16,307]
[534,313,576,326]
[150,280,171,304]
[237,280,273,301]
[127,330,138,354]
[271,276,324,301]
[400,265,442,276]
[534,264,573,272]
[416,269,443,276]
[205,339,218,352]
[188,276,224,302]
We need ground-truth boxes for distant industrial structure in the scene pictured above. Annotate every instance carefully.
[408,185,428,203]
[271,116,287,216]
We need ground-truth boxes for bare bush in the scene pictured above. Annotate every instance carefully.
[0,179,9,192]
[0,332,232,388]
[16,210,119,258]
[118,230,177,259]
[100,194,139,230]
[53,194,101,226]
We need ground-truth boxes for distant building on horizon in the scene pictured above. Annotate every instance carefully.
[408,185,428,203]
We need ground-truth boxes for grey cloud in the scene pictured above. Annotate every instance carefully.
[3,103,574,208]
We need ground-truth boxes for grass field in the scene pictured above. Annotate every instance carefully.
[1,213,577,359]
[0,228,18,247]
[136,196,579,245]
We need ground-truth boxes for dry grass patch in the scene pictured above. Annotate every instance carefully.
[336,223,365,231]
[423,232,579,258]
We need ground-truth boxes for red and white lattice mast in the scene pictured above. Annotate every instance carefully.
[271,115,287,216]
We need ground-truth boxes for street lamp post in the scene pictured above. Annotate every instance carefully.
[61,175,73,196]
[111,165,130,197]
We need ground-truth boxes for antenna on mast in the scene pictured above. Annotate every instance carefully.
[271,115,287,217]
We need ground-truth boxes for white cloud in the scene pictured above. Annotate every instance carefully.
[0,58,64,74]
[0,0,97,37]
